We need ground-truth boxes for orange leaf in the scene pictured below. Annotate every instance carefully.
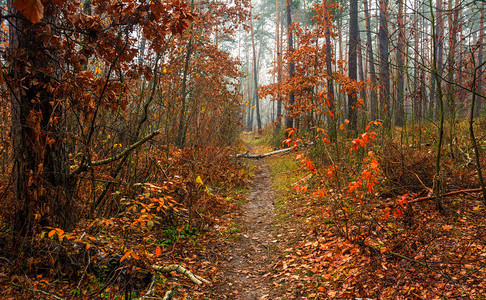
[48,229,56,238]
[13,0,44,24]
[131,250,140,260]
[325,96,331,108]
[339,124,345,130]
[328,110,334,119]
[120,250,131,262]
[155,246,162,257]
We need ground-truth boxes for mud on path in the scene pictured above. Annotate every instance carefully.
[210,158,278,299]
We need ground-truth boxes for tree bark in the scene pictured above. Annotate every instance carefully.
[347,0,358,132]
[476,2,485,117]
[250,3,262,134]
[378,0,390,126]
[276,0,283,131]
[437,0,444,116]
[395,0,405,126]
[285,0,295,130]
[175,39,193,148]
[324,0,336,140]
[413,0,421,121]
[9,2,73,234]
[363,0,378,121]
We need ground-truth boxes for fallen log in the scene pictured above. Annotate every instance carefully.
[235,147,293,159]
[235,142,314,159]
[151,264,210,285]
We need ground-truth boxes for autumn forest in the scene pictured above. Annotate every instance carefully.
[0,0,486,298]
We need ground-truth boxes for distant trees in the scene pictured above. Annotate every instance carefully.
[257,0,486,131]
[256,0,486,208]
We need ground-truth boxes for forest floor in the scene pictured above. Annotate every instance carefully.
[209,141,279,299]
[206,135,309,299]
[206,133,486,299]
[3,133,486,299]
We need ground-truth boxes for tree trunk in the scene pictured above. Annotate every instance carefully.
[348,0,358,132]
[9,2,74,235]
[175,39,193,148]
[250,3,262,134]
[395,0,405,126]
[285,0,295,130]
[476,2,484,117]
[436,0,444,119]
[246,50,253,131]
[363,0,378,121]
[324,0,336,140]
[413,0,421,121]
[357,34,365,109]
[378,0,390,126]
[276,0,283,131]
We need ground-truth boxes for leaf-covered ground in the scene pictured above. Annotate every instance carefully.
[255,140,486,299]
[1,135,486,299]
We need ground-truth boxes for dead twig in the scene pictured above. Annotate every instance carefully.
[382,188,483,208]
[11,282,64,300]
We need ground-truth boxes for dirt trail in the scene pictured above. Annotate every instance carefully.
[211,157,278,299]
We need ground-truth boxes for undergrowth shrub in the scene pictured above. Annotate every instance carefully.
[0,141,249,298]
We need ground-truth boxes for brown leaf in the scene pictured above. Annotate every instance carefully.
[13,0,44,24]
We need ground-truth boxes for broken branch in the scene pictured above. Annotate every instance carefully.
[382,187,483,208]
[71,128,162,175]
[151,264,210,285]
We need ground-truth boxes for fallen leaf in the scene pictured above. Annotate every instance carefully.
[14,0,44,23]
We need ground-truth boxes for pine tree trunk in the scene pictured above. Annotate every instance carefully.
[285,0,295,130]
[324,0,336,140]
[436,0,444,119]
[378,0,390,126]
[276,0,283,131]
[363,0,378,121]
[348,0,358,132]
[250,3,262,133]
[476,2,484,117]
[395,0,405,126]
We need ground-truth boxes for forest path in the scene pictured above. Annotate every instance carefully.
[211,143,279,299]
